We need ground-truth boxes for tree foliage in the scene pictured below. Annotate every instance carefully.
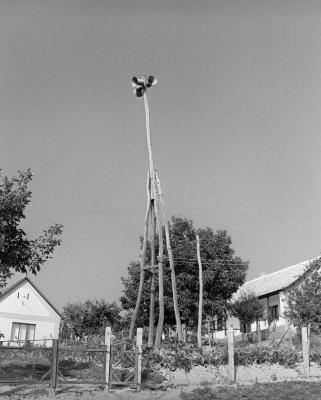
[121,216,248,328]
[60,299,122,339]
[284,259,321,332]
[229,291,265,326]
[0,169,63,290]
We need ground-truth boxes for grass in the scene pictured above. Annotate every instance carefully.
[181,381,321,400]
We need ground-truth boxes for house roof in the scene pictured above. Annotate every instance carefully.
[0,276,62,318]
[234,257,320,299]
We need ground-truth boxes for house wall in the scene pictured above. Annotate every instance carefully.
[0,280,60,344]
[217,290,290,338]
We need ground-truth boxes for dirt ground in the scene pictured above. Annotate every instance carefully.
[3,382,321,400]
[1,363,321,399]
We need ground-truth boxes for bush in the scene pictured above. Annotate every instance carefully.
[143,342,301,373]
[235,345,301,367]
[143,343,228,372]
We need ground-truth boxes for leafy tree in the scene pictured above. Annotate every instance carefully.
[121,216,248,328]
[60,299,122,339]
[284,259,321,332]
[229,291,265,342]
[0,169,63,291]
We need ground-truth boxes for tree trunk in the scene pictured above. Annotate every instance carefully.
[147,204,156,347]
[196,235,203,348]
[155,172,183,341]
[256,319,261,346]
[129,172,151,339]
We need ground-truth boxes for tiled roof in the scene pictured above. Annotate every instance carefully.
[233,258,320,299]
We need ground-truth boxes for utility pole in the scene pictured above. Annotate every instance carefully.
[129,76,183,345]
[196,234,203,348]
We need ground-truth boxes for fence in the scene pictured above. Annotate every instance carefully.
[0,339,53,384]
[0,327,143,390]
[226,325,314,381]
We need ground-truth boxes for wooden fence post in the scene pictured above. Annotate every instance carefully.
[105,327,112,389]
[302,326,309,376]
[50,339,58,390]
[182,324,187,343]
[136,328,143,389]
[228,326,235,383]
[287,321,293,348]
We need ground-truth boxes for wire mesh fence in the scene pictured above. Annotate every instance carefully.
[0,340,53,384]
[57,343,107,385]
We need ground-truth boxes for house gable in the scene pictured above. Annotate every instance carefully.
[0,277,62,319]
[0,280,50,317]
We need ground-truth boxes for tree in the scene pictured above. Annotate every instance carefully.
[121,216,248,329]
[229,291,265,343]
[0,169,63,291]
[60,299,122,339]
[284,259,321,333]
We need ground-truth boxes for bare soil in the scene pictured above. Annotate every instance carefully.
[1,363,321,399]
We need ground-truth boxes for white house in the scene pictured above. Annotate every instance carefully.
[0,277,61,345]
[213,258,320,339]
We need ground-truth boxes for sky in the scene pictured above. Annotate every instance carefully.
[1,0,321,311]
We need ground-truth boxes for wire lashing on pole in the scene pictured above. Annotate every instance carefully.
[132,75,157,97]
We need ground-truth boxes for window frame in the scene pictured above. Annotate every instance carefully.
[10,322,36,343]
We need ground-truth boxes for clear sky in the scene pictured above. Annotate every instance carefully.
[1,0,321,311]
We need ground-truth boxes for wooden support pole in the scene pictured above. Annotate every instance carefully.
[50,339,58,390]
[129,172,151,339]
[302,326,309,376]
[154,179,164,346]
[196,235,203,348]
[155,172,183,341]
[143,91,155,198]
[148,204,156,348]
[228,326,235,383]
[136,327,143,389]
[105,327,112,389]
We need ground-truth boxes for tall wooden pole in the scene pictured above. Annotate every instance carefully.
[196,235,203,347]
[143,91,155,198]
[154,180,164,346]
[147,205,156,347]
[130,76,182,345]
[143,90,165,345]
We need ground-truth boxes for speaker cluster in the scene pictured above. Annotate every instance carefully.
[132,75,157,97]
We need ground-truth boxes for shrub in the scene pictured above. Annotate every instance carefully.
[235,345,301,367]
[143,342,301,373]
[143,343,228,372]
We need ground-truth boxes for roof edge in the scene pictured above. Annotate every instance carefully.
[244,257,320,288]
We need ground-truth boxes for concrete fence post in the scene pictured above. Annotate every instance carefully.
[228,326,235,383]
[136,327,143,389]
[302,326,309,376]
[105,327,112,389]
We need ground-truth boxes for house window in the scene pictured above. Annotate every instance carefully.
[10,323,36,343]
[268,305,279,322]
